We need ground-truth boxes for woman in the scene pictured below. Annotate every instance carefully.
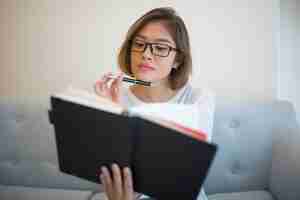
[94,7,215,200]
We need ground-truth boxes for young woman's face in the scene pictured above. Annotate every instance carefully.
[130,21,178,83]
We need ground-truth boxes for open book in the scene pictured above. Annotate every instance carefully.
[48,87,217,200]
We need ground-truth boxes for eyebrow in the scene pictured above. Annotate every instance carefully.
[135,35,173,45]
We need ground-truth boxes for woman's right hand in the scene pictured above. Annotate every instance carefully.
[94,72,123,104]
[100,164,135,200]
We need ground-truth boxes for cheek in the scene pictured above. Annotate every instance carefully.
[159,55,176,73]
[130,53,139,71]
[158,60,173,74]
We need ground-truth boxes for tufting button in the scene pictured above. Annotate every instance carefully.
[229,119,240,129]
[15,114,25,123]
[231,160,242,175]
[6,160,19,167]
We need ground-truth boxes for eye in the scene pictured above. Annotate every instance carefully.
[133,40,145,49]
[154,44,169,52]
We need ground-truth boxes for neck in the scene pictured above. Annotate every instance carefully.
[130,80,177,103]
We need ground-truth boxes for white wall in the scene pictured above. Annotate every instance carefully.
[278,0,300,123]
[1,0,278,107]
[0,0,17,102]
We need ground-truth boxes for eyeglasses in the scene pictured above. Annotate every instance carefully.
[131,39,179,57]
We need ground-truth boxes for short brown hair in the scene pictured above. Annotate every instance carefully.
[118,7,192,90]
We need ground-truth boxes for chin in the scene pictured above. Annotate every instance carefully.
[133,72,154,82]
[138,76,154,82]
[132,70,168,83]
[138,75,168,85]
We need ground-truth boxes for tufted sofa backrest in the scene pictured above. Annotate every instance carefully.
[0,100,100,191]
[0,99,298,194]
[204,98,296,194]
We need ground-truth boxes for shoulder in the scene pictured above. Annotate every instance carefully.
[180,83,215,106]
[192,87,215,106]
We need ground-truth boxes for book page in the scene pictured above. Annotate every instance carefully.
[52,86,124,115]
[128,103,203,135]
[143,116,207,142]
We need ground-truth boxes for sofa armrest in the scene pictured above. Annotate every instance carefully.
[269,118,300,200]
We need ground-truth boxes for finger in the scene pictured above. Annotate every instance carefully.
[110,75,122,103]
[99,76,112,98]
[101,166,113,200]
[101,75,109,89]
[117,73,123,86]
[123,167,134,200]
[98,72,112,84]
[103,72,113,78]
[100,174,110,200]
[103,72,115,84]
[110,74,122,90]
[95,83,109,98]
[95,75,108,94]
[111,163,123,198]
[94,80,104,96]
[116,71,124,80]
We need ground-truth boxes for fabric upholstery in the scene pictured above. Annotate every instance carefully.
[269,108,300,200]
[208,190,274,200]
[0,102,101,191]
[0,185,92,200]
[1,99,299,200]
[204,100,289,194]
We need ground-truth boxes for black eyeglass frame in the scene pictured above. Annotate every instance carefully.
[130,40,180,57]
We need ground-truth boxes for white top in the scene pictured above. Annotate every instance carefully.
[120,82,215,141]
[119,82,215,200]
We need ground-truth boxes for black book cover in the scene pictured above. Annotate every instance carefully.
[50,96,134,183]
[132,118,217,200]
[49,95,217,200]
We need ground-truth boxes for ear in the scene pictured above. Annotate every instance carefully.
[172,62,180,69]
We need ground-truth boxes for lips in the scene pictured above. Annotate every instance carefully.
[139,63,155,71]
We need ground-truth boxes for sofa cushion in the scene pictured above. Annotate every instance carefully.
[0,160,101,191]
[89,192,107,200]
[0,185,93,200]
[208,190,274,200]
[0,102,101,191]
[204,100,294,194]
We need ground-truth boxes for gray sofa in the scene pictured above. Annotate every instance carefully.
[0,98,299,200]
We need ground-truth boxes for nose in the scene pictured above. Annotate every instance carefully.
[142,44,153,60]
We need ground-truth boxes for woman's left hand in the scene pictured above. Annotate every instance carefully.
[100,164,135,200]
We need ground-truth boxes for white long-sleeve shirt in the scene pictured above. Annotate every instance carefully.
[119,82,215,200]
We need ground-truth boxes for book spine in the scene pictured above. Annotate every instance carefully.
[48,110,54,124]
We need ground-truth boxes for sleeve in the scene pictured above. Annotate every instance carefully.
[193,88,216,142]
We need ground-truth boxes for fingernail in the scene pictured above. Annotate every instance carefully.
[124,167,129,174]
[101,166,106,173]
